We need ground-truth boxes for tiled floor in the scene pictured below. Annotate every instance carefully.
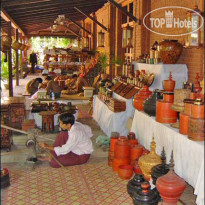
[1,74,197,205]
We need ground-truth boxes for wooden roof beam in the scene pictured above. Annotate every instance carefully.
[67,18,92,36]
[74,7,109,32]
[12,7,98,18]
[1,7,25,36]
[7,2,105,13]
[107,0,137,22]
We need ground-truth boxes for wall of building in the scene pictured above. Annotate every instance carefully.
[84,0,204,82]
[149,0,204,82]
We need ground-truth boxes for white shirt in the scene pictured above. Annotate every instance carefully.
[54,122,93,156]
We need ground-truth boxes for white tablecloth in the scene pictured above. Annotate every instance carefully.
[131,110,204,205]
[132,62,188,91]
[93,94,135,138]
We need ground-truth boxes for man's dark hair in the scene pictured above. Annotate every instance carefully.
[59,113,75,125]
[72,74,78,78]
[36,78,43,83]
[45,76,52,81]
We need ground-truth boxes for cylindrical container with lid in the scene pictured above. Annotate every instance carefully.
[179,113,189,135]
[188,117,205,141]
[131,144,144,164]
[108,132,120,166]
[156,100,177,123]
[188,99,205,141]
[114,136,131,159]
[163,92,174,103]
[191,99,204,119]
[128,132,138,145]
[112,136,131,172]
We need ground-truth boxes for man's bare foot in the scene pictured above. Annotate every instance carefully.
[37,154,51,162]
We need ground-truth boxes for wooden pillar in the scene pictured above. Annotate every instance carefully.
[82,20,85,49]
[109,4,116,80]
[15,29,19,86]
[8,21,13,97]
[115,8,123,75]
[92,13,97,51]
[20,34,23,78]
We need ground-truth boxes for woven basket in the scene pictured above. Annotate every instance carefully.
[12,41,22,50]
[1,35,12,51]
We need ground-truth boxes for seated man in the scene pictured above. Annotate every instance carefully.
[44,76,62,98]
[65,74,89,93]
[26,78,43,95]
[39,113,93,168]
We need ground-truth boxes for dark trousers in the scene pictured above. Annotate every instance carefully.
[50,131,91,168]
[31,63,35,73]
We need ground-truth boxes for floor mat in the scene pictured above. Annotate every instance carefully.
[5,161,133,205]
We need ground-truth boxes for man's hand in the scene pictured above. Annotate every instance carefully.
[38,142,54,151]
[38,142,48,149]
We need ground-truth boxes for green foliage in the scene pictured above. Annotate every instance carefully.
[1,54,16,81]
[98,53,109,73]
[97,53,123,73]
[110,55,123,67]
[1,54,9,80]
[29,36,72,52]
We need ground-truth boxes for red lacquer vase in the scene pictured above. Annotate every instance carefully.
[156,151,186,205]
[133,86,152,111]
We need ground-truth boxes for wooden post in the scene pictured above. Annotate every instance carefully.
[92,13,97,51]
[109,5,116,80]
[82,20,85,50]
[15,29,19,86]
[20,35,24,78]
[8,21,13,97]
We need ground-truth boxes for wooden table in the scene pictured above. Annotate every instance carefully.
[39,111,57,132]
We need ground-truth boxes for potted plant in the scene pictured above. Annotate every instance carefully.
[97,53,109,80]
[97,53,123,80]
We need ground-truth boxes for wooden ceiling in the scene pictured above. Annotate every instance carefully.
[1,0,106,37]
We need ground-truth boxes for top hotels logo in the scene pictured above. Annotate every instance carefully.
[143,6,204,36]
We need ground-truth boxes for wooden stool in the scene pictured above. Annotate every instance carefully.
[39,111,57,132]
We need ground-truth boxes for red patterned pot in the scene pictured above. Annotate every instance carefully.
[159,39,183,64]
[156,152,186,204]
